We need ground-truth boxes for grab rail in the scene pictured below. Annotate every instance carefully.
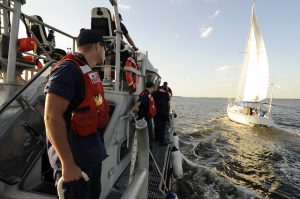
[120,117,149,199]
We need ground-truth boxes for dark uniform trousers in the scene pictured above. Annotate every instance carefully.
[56,162,102,199]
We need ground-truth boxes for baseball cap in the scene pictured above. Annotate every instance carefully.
[77,28,109,48]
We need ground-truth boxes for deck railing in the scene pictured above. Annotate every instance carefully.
[121,118,149,199]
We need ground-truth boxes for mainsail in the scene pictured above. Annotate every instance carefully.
[236,2,269,102]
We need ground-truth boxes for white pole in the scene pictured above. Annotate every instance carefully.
[6,0,22,83]
[112,3,121,91]
[268,84,273,116]
[2,0,10,35]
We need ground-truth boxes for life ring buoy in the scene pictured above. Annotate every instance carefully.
[125,57,139,92]
[22,55,43,70]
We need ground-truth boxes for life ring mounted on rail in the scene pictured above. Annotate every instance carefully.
[125,57,139,92]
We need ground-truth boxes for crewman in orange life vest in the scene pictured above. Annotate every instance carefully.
[44,29,110,199]
[128,81,156,151]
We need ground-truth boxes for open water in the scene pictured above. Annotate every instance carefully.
[172,97,300,199]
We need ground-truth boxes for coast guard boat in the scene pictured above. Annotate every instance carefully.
[0,0,182,198]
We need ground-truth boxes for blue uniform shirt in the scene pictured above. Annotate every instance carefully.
[44,54,107,171]
[137,91,151,121]
[112,22,129,39]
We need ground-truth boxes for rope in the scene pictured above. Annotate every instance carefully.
[121,112,138,184]
[128,131,137,183]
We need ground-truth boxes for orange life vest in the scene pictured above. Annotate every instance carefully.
[51,54,110,136]
[17,38,37,52]
[140,89,156,118]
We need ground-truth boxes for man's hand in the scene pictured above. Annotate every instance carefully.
[62,161,82,182]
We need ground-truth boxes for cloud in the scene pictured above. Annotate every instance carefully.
[200,26,213,38]
[172,34,180,39]
[208,10,220,20]
[216,65,231,73]
[119,4,131,11]
[216,65,241,74]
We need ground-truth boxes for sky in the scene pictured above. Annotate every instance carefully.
[21,0,300,99]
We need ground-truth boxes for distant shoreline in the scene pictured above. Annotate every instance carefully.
[172,96,300,100]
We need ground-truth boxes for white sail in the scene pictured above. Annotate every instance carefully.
[236,2,269,102]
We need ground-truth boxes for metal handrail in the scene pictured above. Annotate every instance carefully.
[22,13,76,39]
[121,118,149,199]
[0,1,77,85]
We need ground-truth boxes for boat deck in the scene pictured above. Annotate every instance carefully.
[107,141,171,199]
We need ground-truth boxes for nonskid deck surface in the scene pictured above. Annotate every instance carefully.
[111,142,170,199]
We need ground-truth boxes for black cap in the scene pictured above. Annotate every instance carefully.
[146,81,154,88]
[163,82,168,86]
[77,29,109,48]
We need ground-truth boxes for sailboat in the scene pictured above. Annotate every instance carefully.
[227,1,274,126]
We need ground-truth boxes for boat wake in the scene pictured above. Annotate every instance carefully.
[176,156,260,199]
[176,113,300,199]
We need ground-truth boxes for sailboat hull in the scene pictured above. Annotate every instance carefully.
[227,105,274,127]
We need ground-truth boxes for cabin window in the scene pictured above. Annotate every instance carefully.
[146,71,160,88]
